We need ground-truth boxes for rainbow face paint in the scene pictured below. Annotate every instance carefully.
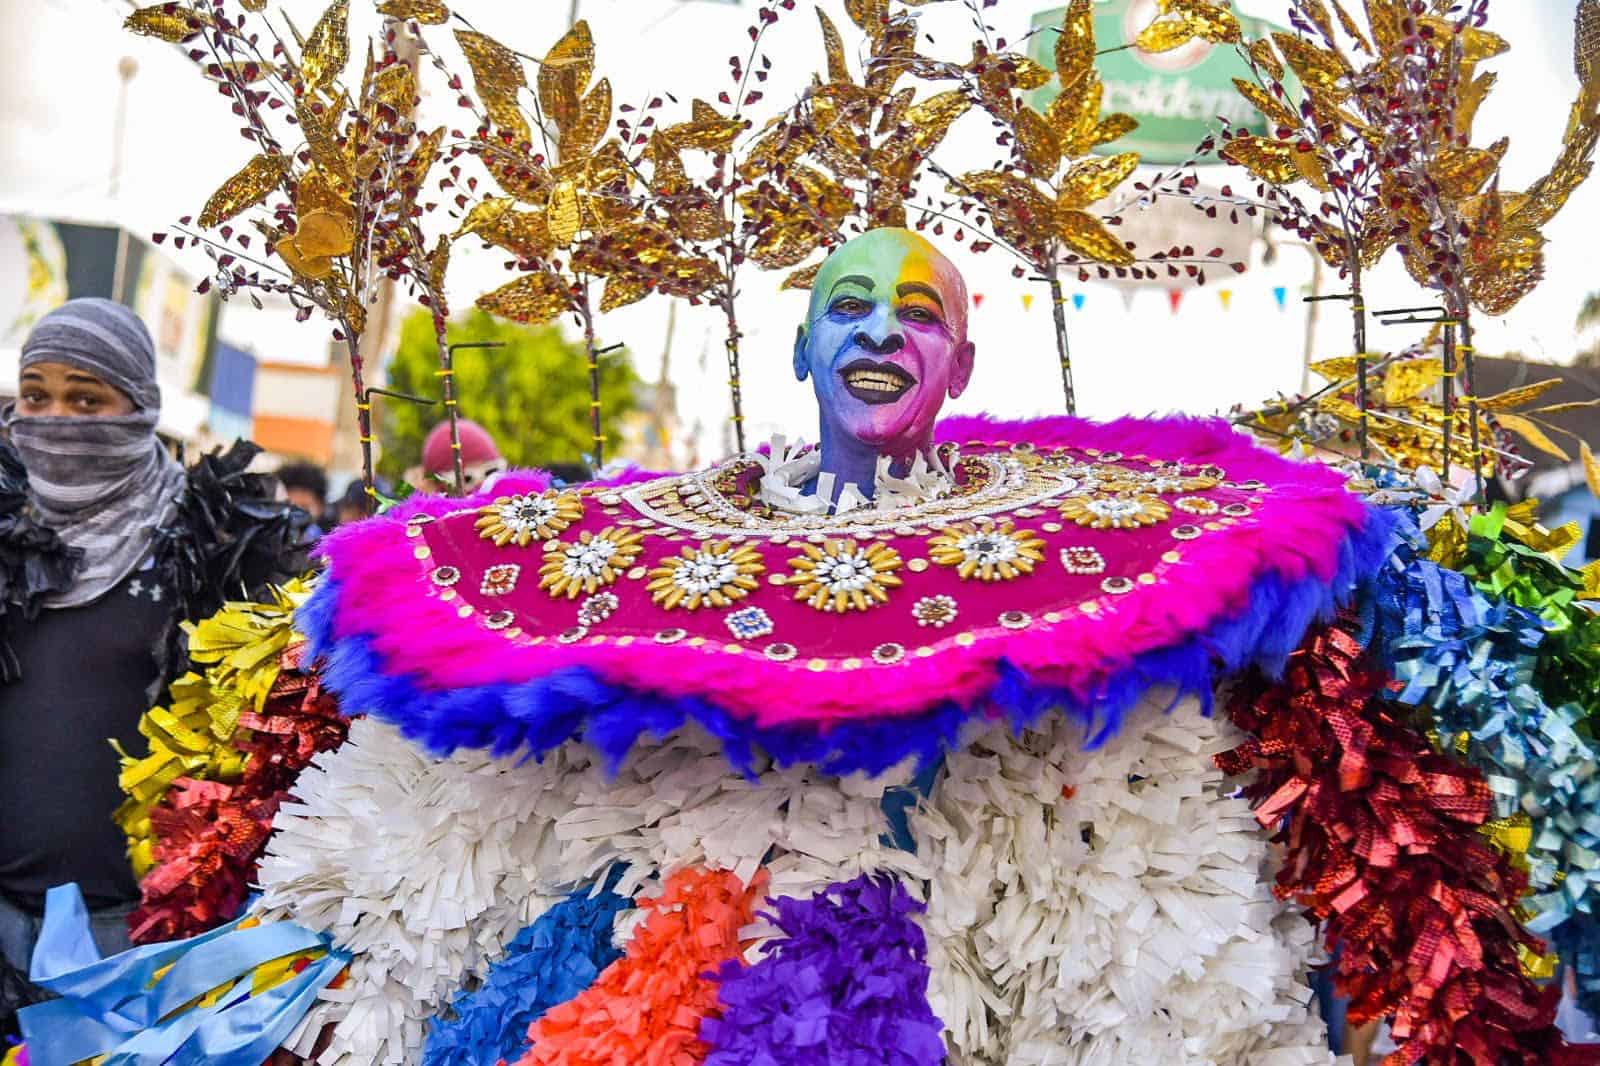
[793,228,975,502]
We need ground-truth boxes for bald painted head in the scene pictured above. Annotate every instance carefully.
[794,229,975,481]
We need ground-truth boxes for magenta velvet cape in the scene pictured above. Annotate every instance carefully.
[298,416,1393,772]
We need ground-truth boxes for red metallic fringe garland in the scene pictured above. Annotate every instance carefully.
[1219,617,1600,1065]
[514,867,767,1066]
[129,644,351,944]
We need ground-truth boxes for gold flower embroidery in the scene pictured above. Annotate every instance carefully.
[1145,473,1221,494]
[926,520,1046,581]
[1058,494,1172,530]
[647,541,766,610]
[788,539,904,613]
[538,527,644,599]
[475,491,584,547]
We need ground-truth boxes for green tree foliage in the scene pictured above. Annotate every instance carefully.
[378,309,641,482]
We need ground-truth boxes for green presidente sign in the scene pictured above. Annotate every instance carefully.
[1027,0,1287,164]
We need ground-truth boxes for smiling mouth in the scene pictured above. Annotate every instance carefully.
[839,359,917,405]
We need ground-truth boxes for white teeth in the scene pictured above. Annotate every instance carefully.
[844,371,909,392]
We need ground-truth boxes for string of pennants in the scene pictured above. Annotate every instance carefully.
[973,286,1293,313]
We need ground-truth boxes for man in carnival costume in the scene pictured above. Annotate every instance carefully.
[16,234,1598,1066]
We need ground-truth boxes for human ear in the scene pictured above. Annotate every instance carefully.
[793,325,810,382]
[947,340,975,399]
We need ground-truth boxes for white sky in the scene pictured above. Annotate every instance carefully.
[1,0,1595,461]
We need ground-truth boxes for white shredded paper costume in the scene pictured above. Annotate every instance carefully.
[248,690,1335,1065]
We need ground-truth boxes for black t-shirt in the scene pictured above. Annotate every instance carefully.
[0,569,174,913]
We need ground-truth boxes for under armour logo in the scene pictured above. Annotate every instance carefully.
[127,579,164,603]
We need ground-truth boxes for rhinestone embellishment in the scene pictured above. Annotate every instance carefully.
[578,592,619,626]
[475,491,583,547]
[480,563,521,596]
[430,565,461,587]
[787,539,904,613]
[913,595,959,629]
[1060,546,1107,575]
[725,606,774,641]
[871,642,906,665]
[927,520,1046,582]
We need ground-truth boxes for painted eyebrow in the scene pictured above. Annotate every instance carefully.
[896,282,945,312]
[827,275,876,300]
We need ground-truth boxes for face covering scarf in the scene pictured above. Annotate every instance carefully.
[4,409,186,609]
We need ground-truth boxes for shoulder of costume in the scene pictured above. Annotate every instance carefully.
[0,437,81,675]
[153,439,311,624]
[300,416,1399,775]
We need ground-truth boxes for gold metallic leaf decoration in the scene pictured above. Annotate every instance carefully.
[664,99,744,154]
[1233,78,1298,132]
[1272,32,1348,95]
[1495,413,1570,461]
[782,263,822,291]
[1583,440,1600,498]
[300,0,350,97]
[1431,142,1506,199]
[456,30,531,146]
[198,154,288,228]
[1013,107,1060,174]
[844,0,890,40]
[455,198,515,240]
[546,180,582,246]
[1057,152,1138,209]
[1417,16,1509,62]
[294,210,354,258]
[240,0,267,10]
[125,6,209,42]
[375,0,449,24]
[1056,0,1095,90]
[1480,379,1563,411]
[817,8,851,85]
[599,275,650,312]
[476,270,573,325]
[1248,39,1285,81]
[1094,113,1139,145]
[1137,1,1241,52]
[1579,0,1600,86]
[1219,135,1301,184]
[538,20,596,140]
[372,63,416,111]
[1057,209,1134,265]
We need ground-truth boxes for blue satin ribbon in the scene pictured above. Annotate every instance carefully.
[20,884,348,1066]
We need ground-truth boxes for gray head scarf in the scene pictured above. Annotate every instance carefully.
[3,298,186,608]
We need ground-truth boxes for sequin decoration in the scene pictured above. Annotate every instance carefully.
[1102,576,1135,595]
[578,592,619,626]
[999,610,1032,630]
[787,539,904,613]
[1146,473,1221,494]
[430,565,462,587]
[480,563,522,596]
[764,642,798,662]
[538,527,644,599]
[1060,546,1107,574]
[476,491,585,547]
[871,642,906,665]
[1172,524,1203,541]
[926,520,1046,582]
[725,606,774,641]
[558,625,589,644]
[484,610,516,631]
[912,595,959,629]
[647,541,766,610]
[1174,496,1220,516]
[1058,493,1172,530]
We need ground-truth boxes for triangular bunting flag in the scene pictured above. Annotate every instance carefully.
[1273,286,1288,310]
[1167,290,1183,314]
[1072,293,1087,312]
[1219,289,1233,312]
[973,293,985,308]
[1021,293,1034,310]
[1120,290,1137,311]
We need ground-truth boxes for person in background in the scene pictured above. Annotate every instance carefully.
[0,299,301,1037]
[277,461,329,538]
[411,419,506,496]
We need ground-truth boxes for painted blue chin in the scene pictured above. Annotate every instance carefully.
[837,357,917,407]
